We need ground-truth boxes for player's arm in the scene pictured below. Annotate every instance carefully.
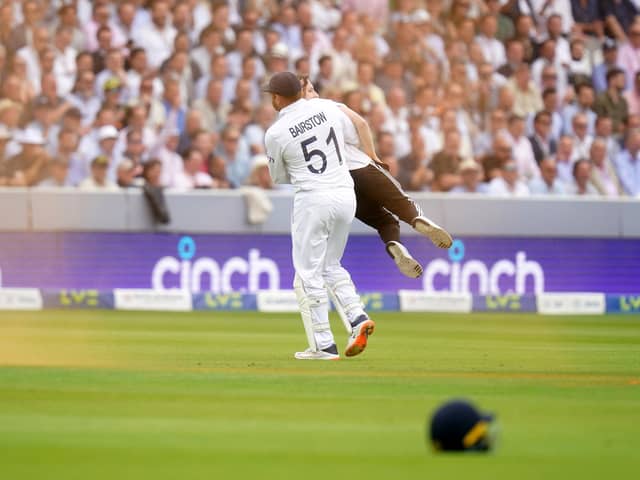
[264,130,290,184]
[336,104,382,164]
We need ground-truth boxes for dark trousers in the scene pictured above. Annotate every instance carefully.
[350,163,421,244]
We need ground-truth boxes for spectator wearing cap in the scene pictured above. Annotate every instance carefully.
[506,114,540,181]
[52,26,78,97]
[529,111,557,165]
[562,83,596,136]
[132,0,177,70]
[397,131,433,192]
[554,135,576,184]
[37,157,71,187]
[265,41,291,77]
[5,127,48,186]
[102,78,126,117]
[172,148,214,190]
[450,158,488,194]
[568,158,598,195]
[66,70,102,126]
[624,71,640,116]
[594,67,629,135]
[245,154,274,190]
[78,155,119,191]
[592,39,620,93]
[589,137,624,197]
[96,49,127,100]
[487,159,530,197]
[528,157,566,195]
[569,112,594,161]
[614,128,640,196]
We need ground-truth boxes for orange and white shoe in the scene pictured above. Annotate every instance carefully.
[413,216,453,249]
[344,315,375,357]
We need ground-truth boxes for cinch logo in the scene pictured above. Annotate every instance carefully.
[151,236,281,293]
[423,240,545,295]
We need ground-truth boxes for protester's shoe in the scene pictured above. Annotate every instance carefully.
[413,216,453,249]
[387,241,423,278]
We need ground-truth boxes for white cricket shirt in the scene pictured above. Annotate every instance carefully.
[265,98,354,191]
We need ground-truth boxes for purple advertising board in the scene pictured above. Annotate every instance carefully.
[0,232,638,294]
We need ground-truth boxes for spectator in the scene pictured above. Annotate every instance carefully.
[528,87,563,141]
[67,70,101,126]
[624,71,640,116]
[617,21,640,88]
[397,131,432,192]
[37,157,71,187]
[6,0,41,52]
[589,137,624,197]
[450,158,487,194]
[567,38,592,86]
[570,112,593,161]
[568,158,598,195]
[430,129,463,192]
[563,83,596,136]
[4,127,48,186]
[498,38,525,78]
[474,109,508,156]
[594,67,629,136]
[592,39,620,93]
[116,158,142,188]
[529,157,566,195]
[243,103,276,155]
[16,25,50,94]
[529,111,557,165]
[132,0,177,70]
[554,135,576,184]
[481,133,513,182]
[614,128,640,196]
[508,63,543,117]
[506,114,539,181]
[487,159,530,197]
[81,124,120,182]
[78,155,119,191]
[173,148,214,190]
[216,125,253,188]
[55,129,84,186]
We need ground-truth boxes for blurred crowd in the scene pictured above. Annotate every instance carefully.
[0,0,639,198]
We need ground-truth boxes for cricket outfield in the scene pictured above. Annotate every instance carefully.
[1,311,638,479]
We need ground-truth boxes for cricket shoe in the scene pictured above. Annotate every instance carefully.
[345,315,376,357]
[413,216,453,249]
[294,344,339,360]
[386,241,423,278]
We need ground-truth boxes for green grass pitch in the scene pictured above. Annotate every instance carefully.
[1,310,639,480]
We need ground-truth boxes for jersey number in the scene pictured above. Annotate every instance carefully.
[300,127,343,174]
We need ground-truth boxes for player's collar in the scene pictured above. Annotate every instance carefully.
[278,98,306,117]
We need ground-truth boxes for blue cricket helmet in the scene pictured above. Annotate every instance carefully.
[429,399,496,452]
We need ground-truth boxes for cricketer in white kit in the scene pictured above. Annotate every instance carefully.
[263,72,374,360]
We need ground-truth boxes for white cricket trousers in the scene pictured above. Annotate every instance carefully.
[291,187,360,349]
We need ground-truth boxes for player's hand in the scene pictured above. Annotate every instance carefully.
[373,157,390,171]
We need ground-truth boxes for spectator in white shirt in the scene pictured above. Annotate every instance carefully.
[554,135,575,184]
[506,113,540,180]
[589,137,623,197]
[52,26,77,97]
[475,14,506,70]
[132,0,177,70]
[66,70,101,126]
[570,112,593,161]
[172,147,214,190]
[84,2,127,53]
[487,159,530,196]
[16,25,49,94]
[529,157,566,195]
